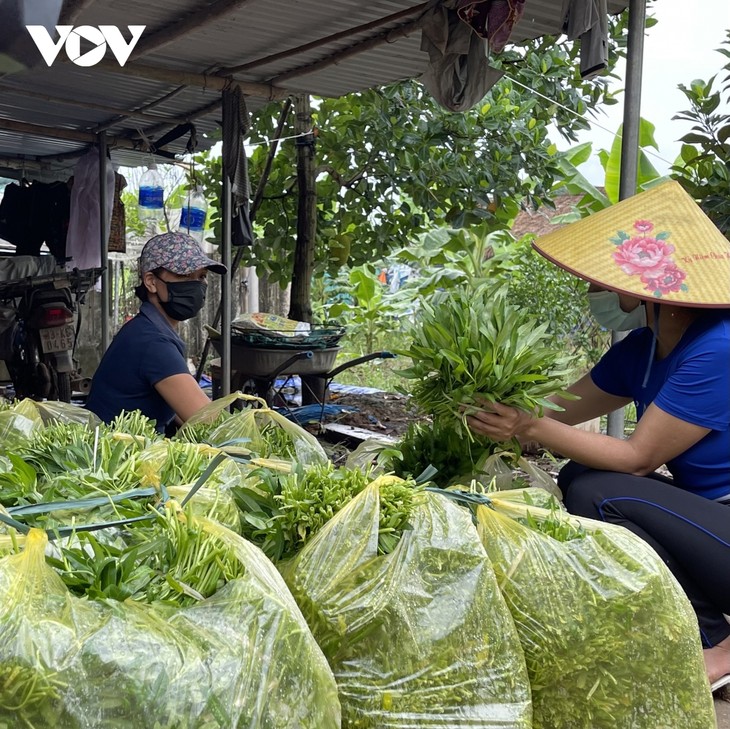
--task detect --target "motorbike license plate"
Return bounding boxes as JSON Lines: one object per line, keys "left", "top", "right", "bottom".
{"left": 40, "top": 324, "right": 75, "bottom": 354}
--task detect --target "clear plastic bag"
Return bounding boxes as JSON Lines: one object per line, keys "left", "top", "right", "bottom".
{"left": 182, "top": 393, "right": 327, "bottom": 465}
{"left": 478, "top": 451, "right": 562, "bottom": 501}
{"left": 282, "top": 482, "right": 532, "bottom": 728}
{"left": 0, "top": 525, "right": 341, "bottom": 728}
{"left": 0, "top": 399, "right": 44, "bottom": 452}
{"left": 30, "top": 400, "right": 101, "bottom": 427}
{"left": 477, "top": 497, "right": 715, "bottom": 729}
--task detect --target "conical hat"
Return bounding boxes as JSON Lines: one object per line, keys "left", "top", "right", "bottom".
{"left": 532, "top": 180, "right": 730, "bottom": 308}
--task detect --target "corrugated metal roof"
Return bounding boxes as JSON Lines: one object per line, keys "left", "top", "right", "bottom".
{"left": 0, "top": 0, "right": 629, "bottom": 175}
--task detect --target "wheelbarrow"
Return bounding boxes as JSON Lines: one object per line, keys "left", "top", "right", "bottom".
{"left": 209, "top": 338, "right": 395, "bottom": 413}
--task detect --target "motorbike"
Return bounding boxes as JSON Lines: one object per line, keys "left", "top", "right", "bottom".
{"left": 0, "top": 259, "right": 101, "bottom": 402}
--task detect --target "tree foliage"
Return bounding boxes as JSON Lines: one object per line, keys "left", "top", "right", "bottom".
{"left": 194, "top": 16, "right": 629, "bottom": 289}
{"left": 670, "top": 30, "right": 730, "bottom": 237}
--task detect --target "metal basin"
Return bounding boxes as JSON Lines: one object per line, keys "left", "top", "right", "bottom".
{"left": 211, "top": 340, "right": 340, "bottom": 377}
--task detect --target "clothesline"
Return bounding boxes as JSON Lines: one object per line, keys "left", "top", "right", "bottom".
{"left": 505, "top": 73, "right": 677, "bottom": 171}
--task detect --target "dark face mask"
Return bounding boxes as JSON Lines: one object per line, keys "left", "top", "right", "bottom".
{"left": 158, "top": 279, "right": 207, "bottom": 321}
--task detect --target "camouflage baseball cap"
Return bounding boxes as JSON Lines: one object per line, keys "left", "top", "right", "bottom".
{"left": 139, "top": 232, "right": 227, "bottom": 275}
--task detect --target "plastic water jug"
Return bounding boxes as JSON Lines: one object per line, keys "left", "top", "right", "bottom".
{"left": 138, "top": 166, "right": 164, "bottom": 221}
{"left": 180, "top": 187, "right": 208, "bottom": 242}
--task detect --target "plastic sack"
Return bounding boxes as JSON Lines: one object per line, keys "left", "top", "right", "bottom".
{"left": 282, "top": 482, "right": 532, "bottom": 728}
{"left": 234, "top": 312, "right": 310, "bottom": 336}
{"left": 183, "top": 393, "right": 327, "bottom": 466}
{"left": 0, "top": 399, "right": 43, "bottom": 452}
{"left": 345, "top": 437, "right": 402, "bottom": 475}
{"left": 29, "top": 399, "right": 101, "bottom": 427}
{"left": 479, "top": 451, "right": 562, "bottom": 501}
{"left": 136, "top": 440, "right": 238, "bottom": 488}
{"left": 0, "top": 399, "right": 100, "bottom": 454}
{"left": 0, "top": 524, "right": 341, "bottom": 728}
{"left": 476, "top": 497, "right": 715, "bottom": 729}
{"left": 167, "top": 484, "right": 241, "bottom": 531}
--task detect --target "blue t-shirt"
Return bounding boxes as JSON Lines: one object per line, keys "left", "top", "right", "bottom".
{"left": 591, "top": 312, "right": 730, "bottom": 500}
{"left": 86, "top": 302, "right": 190, "bottom": 431}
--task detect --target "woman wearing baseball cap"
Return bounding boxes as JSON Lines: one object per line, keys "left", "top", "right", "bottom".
{"left": 86, "top": 232, "right": 226, "bottom": 432}
{"left": 464, "top": 181, "right": 730, "bottom": 690}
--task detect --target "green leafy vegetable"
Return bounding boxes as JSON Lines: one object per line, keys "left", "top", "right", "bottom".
{"left": 398, "top": 284, "right": 576, "bottom": 445}
{"left": 477, "top": 499, "right": 715, "bottom": 728}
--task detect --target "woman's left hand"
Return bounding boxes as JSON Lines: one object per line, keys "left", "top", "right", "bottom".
{"left": 462, "top": 401, "right": 534, "bottom": 442}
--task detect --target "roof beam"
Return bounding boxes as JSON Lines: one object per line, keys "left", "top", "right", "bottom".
{"left": 0, "top": 116, "right": 141, "bottom": 150}
{"left": 130, "top": 0, "right": 258, "bottom": 61}
{"left": 269, "top": 13, "right": 426, "bottom": 85}
{"left": 217, "top": 2, "right": 429, "bottom": 76}
{"left": 0, "top": 84, "right": 174, "bottom": 124}
{"left": 94, "top": 59, "right": 286, "bottom": 99}
{"left": 89, "top": 85, "right": 189, "bottom": 134}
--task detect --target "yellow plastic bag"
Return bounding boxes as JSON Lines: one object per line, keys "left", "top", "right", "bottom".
{"left": 0, "top": 525, "right": 341, "bottom": 728}
{"left": 182, "top": 393, "right": 327, "bottom": 465}
{"left": 282, "top": 482, "right": 532, "bottom": 728}
{"left": 477, "top": 497, "right": 715, "bottom": 729}
{"left": 0, "top": 399, "right": 43, "bottom": 452}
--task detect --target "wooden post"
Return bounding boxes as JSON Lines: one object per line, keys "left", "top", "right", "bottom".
{"left": 288, "top": 94, "right": 316, "bottom": 324}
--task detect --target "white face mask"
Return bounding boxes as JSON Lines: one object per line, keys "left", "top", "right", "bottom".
{"left": 588, "top": 290, "right": 647, "bottom": 331}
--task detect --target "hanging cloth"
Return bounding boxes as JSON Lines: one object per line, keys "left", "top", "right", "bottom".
{"left": 0, "top": 180, "right": 70, "bottom": 260}
{"left": 222, "top": 87, "right": 254, "bottom": 247}
{"left": 65, "top": 149, "right": 114, "bottom": 272}
{"left": 564, "top": 0, "right": 609, "bottom": 79}
{"left": 420, "top": 0, "right": 506, "bottom": 112}
{"left": 455, "top": 0, "right": 526, "bottom": 53}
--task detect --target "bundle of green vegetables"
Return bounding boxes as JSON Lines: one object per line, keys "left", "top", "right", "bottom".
{"left": 282, "top": 479, "right": 532, "bottom": 728}
{"left": 476, "top": 496, "right": 715, "bottom": 728}
{"left": 232, "top": 462, "right": 421, "bottom": 562}
{"left": 398, "top": 284, "right": 575, "bottom": 444}
{"left": 391, "top": 418, "right": 490, "bottom": 487}
{"left": 0, "top": 420, "right": 241, "bottom": 537}
{"left": 46, "top": 500, "right": 243, "bottom": 605}
{"left": 0, "top": 522, "right": 341, "bottom": 728}
{"left": 0, "top": 398, "right": 103, "bottom": 455}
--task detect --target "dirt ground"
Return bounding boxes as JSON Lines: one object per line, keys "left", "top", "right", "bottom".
{"left": 325, "top": 390, "right": 421, "bottom": 437}
{"left": 320, "top": 390, "right": 730, "bottom": 724}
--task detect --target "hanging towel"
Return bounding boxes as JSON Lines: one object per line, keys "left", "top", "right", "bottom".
{"left": 65, "top": 149, "right": 114, "bottom": 272}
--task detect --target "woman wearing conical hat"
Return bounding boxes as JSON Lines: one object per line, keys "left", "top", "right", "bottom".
{"left": 464, "top": 181, "right": 730, "bottom": 691}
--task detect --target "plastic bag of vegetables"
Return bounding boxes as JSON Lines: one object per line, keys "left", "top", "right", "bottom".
{"left": 282, "top": 477, "right": 532, "bottom": 728}
{"left": 0, "top": 398, "right": 43, "bottom": 452}
{"left": 0, "top": 517, "right": 341, "bottom": 728}
{"left": 180, "top": 393, "right": 327, "bottom": 465}
{"left": 476, "top": 496, "right": 715, "bottom": 729}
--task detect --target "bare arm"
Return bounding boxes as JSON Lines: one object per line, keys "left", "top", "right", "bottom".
{"left": 546, "top": 372, "right": 632, "bottom": 425}
{"left": 154, "top": 373, "right": 211, "bottom": 424}
{"left": 467, "top": 401, "right": 710, "bottom": 476}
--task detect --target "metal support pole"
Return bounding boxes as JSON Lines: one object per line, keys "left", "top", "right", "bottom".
{"left": 606, "top": 0, "right": 646, "bottom": 439}
{"left": 618, "top": 0, "right": 646, "bottom": 202}
{"left": 221, "top": 152, "right": 233, "bottom": 398}
{"left": 98, "top": 132, "right": 110, "bottom": 353}
{"left": 247, "top": 266, "right": 259, "bottom": 313}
